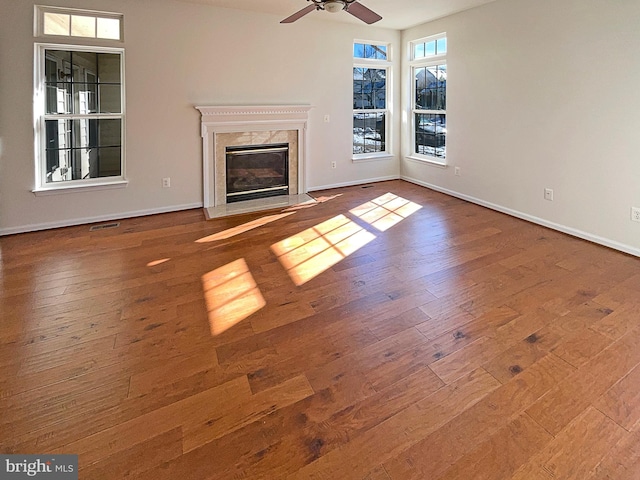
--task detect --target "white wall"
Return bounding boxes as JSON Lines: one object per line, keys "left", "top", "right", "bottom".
{"left": 401, "top": 0, "right": 640, "bottom": 255}
{"left": 0, "top": 0, "right": 400, "bottom": 234}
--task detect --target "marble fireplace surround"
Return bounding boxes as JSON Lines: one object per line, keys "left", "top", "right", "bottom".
{"left": 196, "top": 105, "right": 313, "bottom": 218}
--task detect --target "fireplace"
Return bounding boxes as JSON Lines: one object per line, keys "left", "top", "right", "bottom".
{"left": 196, "top": 105, "right": 313, "bottom": 218}
{"left": 226, "top": 143, "right": 289, "bottom": 203}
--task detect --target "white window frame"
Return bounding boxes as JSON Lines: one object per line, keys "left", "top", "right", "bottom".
{"left": 353, "top": 40, "right": 392, "bottom": 162}
{"left": 32, "top": 6, "right": 128, "bottom": 195}
{"left": 408, "top": 33, "right": 447, "bottom": 166}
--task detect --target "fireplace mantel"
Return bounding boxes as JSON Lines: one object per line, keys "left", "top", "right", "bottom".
{"left": 196, "top": 105, "right": 312, "bottom": 214}
{"left": 196, "top": 105, "right": 313, "bottom": 124}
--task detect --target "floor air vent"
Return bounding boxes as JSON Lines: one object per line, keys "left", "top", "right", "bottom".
{"left": 89, "top": 222, "right": 120, "bottom": 231}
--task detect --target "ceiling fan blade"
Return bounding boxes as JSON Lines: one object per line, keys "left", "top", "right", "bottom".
{"left": 281, "top": 4, "right": 316, "bottom": 23}
{"left": 346, "top": 1, "right": 382, "bottom": 24}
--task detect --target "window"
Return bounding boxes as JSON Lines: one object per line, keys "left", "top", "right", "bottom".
{"left": 410, "top": 34, "right": 447, "bottom": 162}
{"left": 36, "top": 6, "right": 123, "bottom": 41}
{"left": 353, "top": 41, "right": 390, "bottom": 158}
{"left": 34, "top": 7, "right": 125, "bottom": 192}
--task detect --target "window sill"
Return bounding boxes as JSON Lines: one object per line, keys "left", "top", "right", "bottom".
{"left": 352, "top": 152, "right": 394, "bottom": 163}
{"left": 405, "top": 155, "right": 447, "bottom": 168}
{"left": 32, "top": 180, "right": 129, "bottom": 196}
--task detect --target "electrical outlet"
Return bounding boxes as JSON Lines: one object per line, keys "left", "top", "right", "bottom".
{"left": 454, "top": 167, "right": 461, "bottom": 176}
{"left": 632, "top": 207, "right": 640, "bottom": 222}
{"left": 331, "top": 161, "right": 337, "bottom": 169}
{"left": 544, "top": 188, "right": 553, "bottom": 201}
{"left": 162, "top": 177, "right": 171, "bottom": 188}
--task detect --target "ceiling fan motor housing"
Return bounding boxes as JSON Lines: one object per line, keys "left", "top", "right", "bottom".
{"left": 324, "top": 1, "right": 347, "bottom": 13}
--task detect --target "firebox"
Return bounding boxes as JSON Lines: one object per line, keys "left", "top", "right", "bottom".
{"left": 225, "top": 143, "right": 289, "bottom": 203}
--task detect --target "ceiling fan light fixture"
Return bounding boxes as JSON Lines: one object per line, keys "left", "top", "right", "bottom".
{"left": 324, "top": 1, "right": 346, "bottom": 13}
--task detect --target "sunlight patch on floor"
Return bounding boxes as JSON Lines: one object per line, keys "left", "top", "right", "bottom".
{"left": 201, "top": 258, "right": 266, "bottom": 336}
{"left": 147, "top": 258, "right": 171, "bottom": 267}
{"left": 282, "top": 193, "right": 343, "bottom": 212}
{"left": 196, "top": 212, "right": 296, "bottom": 243}
{"left": 271, "top": 214, "right": 376, "bottom": 286}
{"left": 350, "top": 193, "right": 422, "bottom": 231}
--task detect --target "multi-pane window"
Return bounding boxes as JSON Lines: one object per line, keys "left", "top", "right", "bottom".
{"left": 40, "top": 48, "right": 123, "bottom": 184}
{"left": 34, "top": 7, "right": 125, "bottom": 190}
{"left": 353, "top": 42, "right": 390, "bottom": 156}
{"left": 411, "top": 35, "right": 447, "bottom": 161}
{"left": 37, "top": 6, "right": 123, "bottom": 41}
{"left": 354, "top": 43, "right": 387, "bottom": 61}
{"left": 413, "top": 37, "right": 447, "bottom": 60}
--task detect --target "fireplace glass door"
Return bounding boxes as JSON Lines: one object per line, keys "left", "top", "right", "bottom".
{"left": 225, "top": 143, "right": 289, "bottom": 203}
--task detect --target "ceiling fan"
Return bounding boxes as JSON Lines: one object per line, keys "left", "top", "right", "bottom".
{"left": 281, "top": 0, "right": 382, "bottom": 25}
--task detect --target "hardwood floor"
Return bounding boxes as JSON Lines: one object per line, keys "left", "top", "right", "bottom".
{"left": 1, "top": 179, "right": 639, "bottom": 479}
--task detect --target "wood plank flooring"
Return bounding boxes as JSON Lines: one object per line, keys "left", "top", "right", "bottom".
{"left": 1, "top": 179, "right": 640, "bottom": 479}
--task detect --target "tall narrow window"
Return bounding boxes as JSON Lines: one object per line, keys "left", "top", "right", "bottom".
{"left": 410, "top": 34, "right": 447, "bottom": 162}
{"left": 353, "top": 41, "right": 390, "bottom": 158}
{"left": 34, "top": 7, "right": 125, "bottom": 192}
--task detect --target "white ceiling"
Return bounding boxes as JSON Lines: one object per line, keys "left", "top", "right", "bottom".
{"left": 176, "top": 0, "right": 499, "bottom": 30}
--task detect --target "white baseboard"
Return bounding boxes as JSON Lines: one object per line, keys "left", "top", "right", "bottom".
{"left": 308, "top": 175, "right": 400, "bottom": 192}
{"left": 402, "top": 175, "right": 640, "bottom": 258}
{"left": 0, "top": 203, "right": 203, "bottom": 236}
